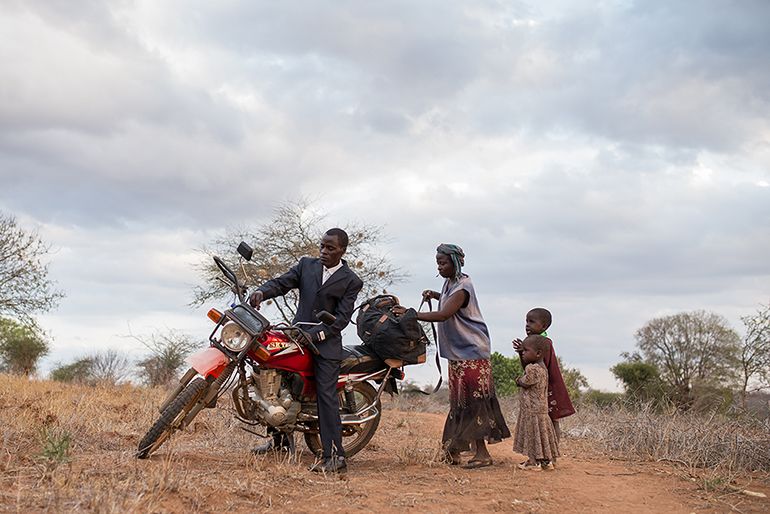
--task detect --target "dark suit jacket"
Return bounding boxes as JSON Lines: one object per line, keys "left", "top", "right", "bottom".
{"left": 257, "top": 257, "right": 363, "bottom": 360}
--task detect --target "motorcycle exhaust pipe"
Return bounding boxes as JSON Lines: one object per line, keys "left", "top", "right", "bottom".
{"left": 341, "top": 409, "right": 379, "bottom": 425}
{"left": 297, "top": 405, "right": 380, "bottom": 425}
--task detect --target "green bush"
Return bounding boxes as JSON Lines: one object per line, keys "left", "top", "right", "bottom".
{"left": 50, "top": 358, "right": 94, "bottom": 383}
{"left": 611, "top": 360, "right": 668, "bottom": 406}
{"left": 491, "top": 352, "right": 522, "bottom": 397}
{"left": 581, "top": 389, "right": 623, "bottom": 407}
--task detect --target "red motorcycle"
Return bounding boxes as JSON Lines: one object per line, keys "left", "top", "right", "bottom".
{"left": 137, "top": 242, "right": 413, "bottom": 459}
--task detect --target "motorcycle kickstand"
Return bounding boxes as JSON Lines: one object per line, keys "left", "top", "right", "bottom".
{"left": 286, "top": 433, "right": 298, "bottom": 464}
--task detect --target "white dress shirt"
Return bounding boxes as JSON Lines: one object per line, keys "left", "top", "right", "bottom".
{"left": 322, "top": 261, "right": 343, "bottom": 284}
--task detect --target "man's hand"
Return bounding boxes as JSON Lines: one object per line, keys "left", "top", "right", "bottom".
{"left": 512, "top": 338, "right": 523, "bottom": 353}
{"left": 248, "top": 290, "right": 264, "bottom": 309}
{"left": 392, "top": 305, "right": 407, "bottom": 316}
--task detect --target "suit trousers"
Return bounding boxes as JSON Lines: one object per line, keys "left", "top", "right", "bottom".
{"left": 313, "top": 356, "right": 343, "bottom": 458}
{"left": 266, "top": 357, "right": 343, "bottom": 456}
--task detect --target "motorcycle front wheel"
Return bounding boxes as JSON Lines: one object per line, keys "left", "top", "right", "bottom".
{"left": 303, "top": 381, "right": 381, "bottom": 458}
{"left": 136, "top": 377, "right": 209, "bottom": 459}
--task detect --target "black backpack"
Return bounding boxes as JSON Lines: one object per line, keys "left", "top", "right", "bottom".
{"left": 355, "top": 295, "right": 428, "bottom": 365}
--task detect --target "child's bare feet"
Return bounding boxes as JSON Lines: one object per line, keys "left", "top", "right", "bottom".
{"left": 516, "top": 461, "right": 542, "bottom": 471}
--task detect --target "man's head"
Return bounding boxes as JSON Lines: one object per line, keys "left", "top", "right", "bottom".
{"left": 525, "top": 308, "right": 552, "bottom": 335}
{"left": 320, "top": 228, "right": 348, "bottom": 268}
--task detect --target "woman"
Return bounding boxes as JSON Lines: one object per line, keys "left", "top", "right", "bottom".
{"left": 399, "top": 243, "right": 510, "bottom": 468}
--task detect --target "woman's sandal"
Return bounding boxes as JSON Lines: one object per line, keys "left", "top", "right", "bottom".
{"left": 462, "top": 458, "right": 493, "bottom": 469}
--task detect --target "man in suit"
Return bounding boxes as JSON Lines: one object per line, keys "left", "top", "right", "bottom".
{"left": 248, "top": 228, "right": 363, "bottom": 473}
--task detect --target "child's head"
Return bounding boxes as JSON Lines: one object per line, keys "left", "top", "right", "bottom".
{"left": 520, "top": 334, "right": 548, "bottom": 365}
{"left": 525, "top": 308, "right": 552, "bottom": 336}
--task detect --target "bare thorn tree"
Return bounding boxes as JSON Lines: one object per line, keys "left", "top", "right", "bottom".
{"left": 132, "top": 329, "right": 202, "bottom": 387}
{"left": 49, "top": 350, "right": 131, "bottom": 386}
{"left": 90, "top": 349, "right": 132, "bottom": 385}
{"left": 634, "top": 310, "right": 740, "bottom": 407}
{"left": 0, "top": 212, "right": 64, "bottom": 321}
{"left": 738, "top": 301, "right": 770, "bottom": 408}
{"left": 191, "top": 198, "right": 406, "bottom": 323}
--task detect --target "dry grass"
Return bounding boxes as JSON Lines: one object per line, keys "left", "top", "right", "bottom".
{"left": 2, "top": 374, "right": 768, "bottom": 513}
{"left": 0, "top": 373, "right": 316, "bottom": 512}
{"left": 0, "top": 374, "right": 457, "bottom": 513}
{"left": 562, "top": 403, "right": 770, "bottom": 475}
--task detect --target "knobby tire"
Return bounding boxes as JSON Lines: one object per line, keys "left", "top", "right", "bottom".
{"left": 136, "top": 377, "right": 209, "bottom": 459}
{"left": 304, "top": 381, "right": 381, "bottom": 458}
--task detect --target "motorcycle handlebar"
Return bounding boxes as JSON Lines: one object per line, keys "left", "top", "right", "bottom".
{"left": 278, "top": 323, "right": 321, "bottom": 357}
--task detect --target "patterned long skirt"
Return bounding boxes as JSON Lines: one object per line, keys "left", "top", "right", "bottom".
{"left": 442, "top": 359, "right": 511, "bottom": 453}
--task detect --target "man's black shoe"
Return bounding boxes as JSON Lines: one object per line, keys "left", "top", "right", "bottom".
{"left": 310, "top": 456, "right": 347, "bottom": 474}
{"left": 250, "top": 439, "right": 291, "bottom": 455}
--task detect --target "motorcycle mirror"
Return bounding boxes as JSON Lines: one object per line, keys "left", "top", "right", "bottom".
{"left": 213, "top": 256, "right": 239, "bottom": 286}
{"left": 316, "top": 310, "right": 337, "bottom": 325}
{"left": 237, "top": 241, "right": 253, "bottom": 261}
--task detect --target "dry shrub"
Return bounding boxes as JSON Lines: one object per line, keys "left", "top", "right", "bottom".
{"left": 563, "top": 403, "right": 770, "bottom": 473}
{"left": 389, "top": 418, "right": 445, "bottom": 466}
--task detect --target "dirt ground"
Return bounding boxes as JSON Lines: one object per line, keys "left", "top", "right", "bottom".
{"left": 182, "top": 409, "right": 770, "bottom": 514}
{"left": 2, "top": 378, "right": 769, "bottom": 513}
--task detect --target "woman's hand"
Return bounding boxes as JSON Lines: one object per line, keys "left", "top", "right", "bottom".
{"left": 422, "top": 289, "right": 439, "bottom": 301}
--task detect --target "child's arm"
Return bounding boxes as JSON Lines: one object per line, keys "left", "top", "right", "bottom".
{"left": 512, "top": 338, "right": 525, "bottom": 368}
{"left": 516, "top": 376, "right": 533, "bottom": 389}
{"left": 516, "top": 365, "right": 537, "bottom": 389}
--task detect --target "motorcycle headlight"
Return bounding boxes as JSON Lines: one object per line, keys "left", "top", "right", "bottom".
{"left": 220, "top": 322, "right": 250, "bottom": 352}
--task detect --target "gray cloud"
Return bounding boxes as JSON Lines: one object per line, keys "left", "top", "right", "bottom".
{"left": 1, "top": 1, "right": 769, "bottom": 389}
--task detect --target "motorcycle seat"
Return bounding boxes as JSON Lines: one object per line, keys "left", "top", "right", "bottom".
{"left": 339, "top": 344, "right": 387, "bottom": 375}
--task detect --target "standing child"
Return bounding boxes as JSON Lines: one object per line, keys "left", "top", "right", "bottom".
{"left": 513, "top": 308, "right": 575, "bottom": 440}
{"left": 512, "top": 335, "right": 559, "bottom": 471}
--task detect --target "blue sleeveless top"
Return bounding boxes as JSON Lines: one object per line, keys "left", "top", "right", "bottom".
{"left": 436, "top": 275, "right": 491, "bottom": 361}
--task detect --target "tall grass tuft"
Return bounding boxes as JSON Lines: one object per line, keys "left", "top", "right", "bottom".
{"left": 38, "top": 426, "right": 72, "bottom": 476}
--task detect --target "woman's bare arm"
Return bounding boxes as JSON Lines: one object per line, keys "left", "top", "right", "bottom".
{"left": 415, "top": 290, "right": 468, "bottom": 322}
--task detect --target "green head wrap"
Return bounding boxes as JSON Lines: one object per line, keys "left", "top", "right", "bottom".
{"left": 436, "top": 243, "right": 465, "bottom": 280}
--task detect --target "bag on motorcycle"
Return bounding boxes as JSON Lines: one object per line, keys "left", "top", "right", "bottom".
{"left": 355, "top": 295, "right": 428, "bottom": 365}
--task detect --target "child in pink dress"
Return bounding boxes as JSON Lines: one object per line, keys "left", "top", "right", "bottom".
{"left": 512, "top": 335, "right": 560, "bottom": 471}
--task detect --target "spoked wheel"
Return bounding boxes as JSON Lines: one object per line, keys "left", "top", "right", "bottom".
{"left": 304, "top": 381, "right": 381, "bottom": 458}
{"left": 136, "top": 377, "right": 209, "bottom": 459}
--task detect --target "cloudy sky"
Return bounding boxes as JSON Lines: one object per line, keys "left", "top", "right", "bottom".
{"left": 1, "top": 0, "right": 768, "bottom": 390}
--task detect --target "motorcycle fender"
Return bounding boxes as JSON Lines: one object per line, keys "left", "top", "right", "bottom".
{"left": 187, "top": 347, "right": 230, "bottom": 378}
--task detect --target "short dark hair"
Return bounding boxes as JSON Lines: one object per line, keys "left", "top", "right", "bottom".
{"left": 522, "top": 334, "right": 549, "bottom": 354}
{"left": 529, "top": 307, "right": 552, "bottom": 329}
{"left": 325, "top": 228, "right": 349, "bottom": 248}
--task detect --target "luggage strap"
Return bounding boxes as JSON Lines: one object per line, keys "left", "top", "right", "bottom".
{"left": 416, "top": 297, "right": 442, "bottom": 395}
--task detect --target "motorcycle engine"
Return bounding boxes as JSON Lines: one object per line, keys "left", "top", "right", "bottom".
{"left": 249, "top": 369, "right": 301, "bottom": 427}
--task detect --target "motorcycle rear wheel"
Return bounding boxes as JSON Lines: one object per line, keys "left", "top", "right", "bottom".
{"left": 136, "top": 377, "right": 209, "bottom": 459}
{"left": 303, "top": 381, "right": 381, "bottom": 458}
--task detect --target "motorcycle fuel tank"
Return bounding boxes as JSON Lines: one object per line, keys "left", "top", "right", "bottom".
{"left": 251, "top": 331, "right": 314, "bottom": 374}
